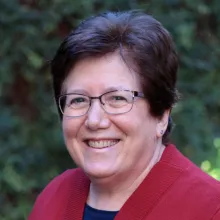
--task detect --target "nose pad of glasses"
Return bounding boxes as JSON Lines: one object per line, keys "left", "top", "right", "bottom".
{"left": 97, "top": 97, "right": 105, "bottom": 106}
{"left": 100, "top": 100, "right": 105, "bottom": 105}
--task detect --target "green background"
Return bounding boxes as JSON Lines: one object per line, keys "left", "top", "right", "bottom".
{"left": 1, "top": 0, "right": 220, "bottom": 219}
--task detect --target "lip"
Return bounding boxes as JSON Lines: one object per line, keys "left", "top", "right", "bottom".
{"left": 83, "top": 139, "right": 120, "bottom": 150}
{"left": 83, "top": 138, "right": 121, "bottom": 141}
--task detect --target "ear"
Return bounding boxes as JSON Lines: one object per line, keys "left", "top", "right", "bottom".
{"left": 156, "top": 109, "right": 170, "bottom": 138}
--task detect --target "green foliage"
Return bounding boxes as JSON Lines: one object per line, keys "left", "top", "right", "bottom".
{"left": 1, "top": 0, "right": 220, "bottom": 219}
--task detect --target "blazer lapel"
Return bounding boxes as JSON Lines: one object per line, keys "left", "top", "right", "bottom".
{"left": 63, "top": 169, "right": 90, "bottom": 220}
{"left": 115, "top": 145, "right": 188, "bottom": 220}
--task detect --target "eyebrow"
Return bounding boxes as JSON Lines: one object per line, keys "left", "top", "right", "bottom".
{"left": 104, "top": 86, "right": 128, "bottom": 92}
{"left": 65, "top": 86, "right": 128, "bottom": 95}
{"left": 66, "top": 89, "right": 89, "bottom": 95}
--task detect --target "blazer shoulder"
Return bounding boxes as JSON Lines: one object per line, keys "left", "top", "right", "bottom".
{"left": 39, "top": 168, "right": 82, "bottom": 196}
{"left": 28, "top": 168, "right": 84, "bottom": 220}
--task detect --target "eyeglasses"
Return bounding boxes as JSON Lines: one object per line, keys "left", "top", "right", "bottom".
{"left": 58, "top": 90, "right": 145, "bottom": 117}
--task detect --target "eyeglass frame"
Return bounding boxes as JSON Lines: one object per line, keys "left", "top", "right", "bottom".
{"left": 58, "top": 89, "right": 145, "bottom": 117}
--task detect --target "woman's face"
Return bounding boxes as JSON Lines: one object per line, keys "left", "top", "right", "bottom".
{"left": 62, "top": 53, "right": 164, "bottom": 180}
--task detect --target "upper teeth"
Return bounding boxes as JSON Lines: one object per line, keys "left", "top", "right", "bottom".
{"left": 87, "top": 140, "right": 119, "bottom": 148}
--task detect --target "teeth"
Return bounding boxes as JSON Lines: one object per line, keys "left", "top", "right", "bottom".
{"left": 87, "top": 140, "right": 119, "bottom": 148}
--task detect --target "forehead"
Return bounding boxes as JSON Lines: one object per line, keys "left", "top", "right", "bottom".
{"left": 63, "top": 53, "right": 142, "bottom": 94}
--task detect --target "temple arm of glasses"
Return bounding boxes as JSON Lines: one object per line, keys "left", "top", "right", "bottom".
{"left": 133, "top": 91, "right": 145, "bottom": 98}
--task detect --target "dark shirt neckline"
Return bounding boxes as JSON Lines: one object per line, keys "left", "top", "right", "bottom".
{"left": 83, "top": 203, "right": 119, "bottom": 220}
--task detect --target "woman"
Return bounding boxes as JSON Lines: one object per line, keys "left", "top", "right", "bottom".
{"left": 29, "top": 11, "right": 220, "bottom": 220}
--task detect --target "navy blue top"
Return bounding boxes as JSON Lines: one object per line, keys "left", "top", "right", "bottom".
{"left": 83, "top": 204, "right": 118, "bottom": 220}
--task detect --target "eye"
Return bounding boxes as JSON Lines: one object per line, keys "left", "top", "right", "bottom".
{"left": 70, "top": 97, "right": 86, "bottom": 104}
{"left": 106, "top": 95, "right": 128, "bottom": 107}
{"left": 111, "top": 96, "right": 127, "bottom": 101}
{"left": 66, "top": 95, "right": 89, "bottom": 109}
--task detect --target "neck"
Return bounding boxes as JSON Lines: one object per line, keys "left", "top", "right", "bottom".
{"left": 87, "top": 143, "right": 165, "bottom": 211}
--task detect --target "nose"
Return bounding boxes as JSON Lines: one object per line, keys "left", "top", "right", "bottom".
{"left": 85, "top": 100, "right": 110, "bottom": 130}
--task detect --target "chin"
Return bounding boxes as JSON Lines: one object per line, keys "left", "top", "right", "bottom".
{"left": 82, "top": 164, "right": 117, "bottom": 180}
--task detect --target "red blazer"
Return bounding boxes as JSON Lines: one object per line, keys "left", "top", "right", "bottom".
{"left": 29, "top": 145, "right": 220, "bottom": 220}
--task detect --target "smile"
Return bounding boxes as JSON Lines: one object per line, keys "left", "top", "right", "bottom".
{"left": 86, "top": 140, "right": 120, "bottom": 149}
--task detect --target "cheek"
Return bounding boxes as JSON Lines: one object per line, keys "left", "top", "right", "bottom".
{"left": 62, "top": 119, "right": 81, "bottom": 140}
{"left": 113, "top": 108, "right": 157, "bottom": 140}
{"left": 111, "top": 114, "right": 143, "bottom": 137}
